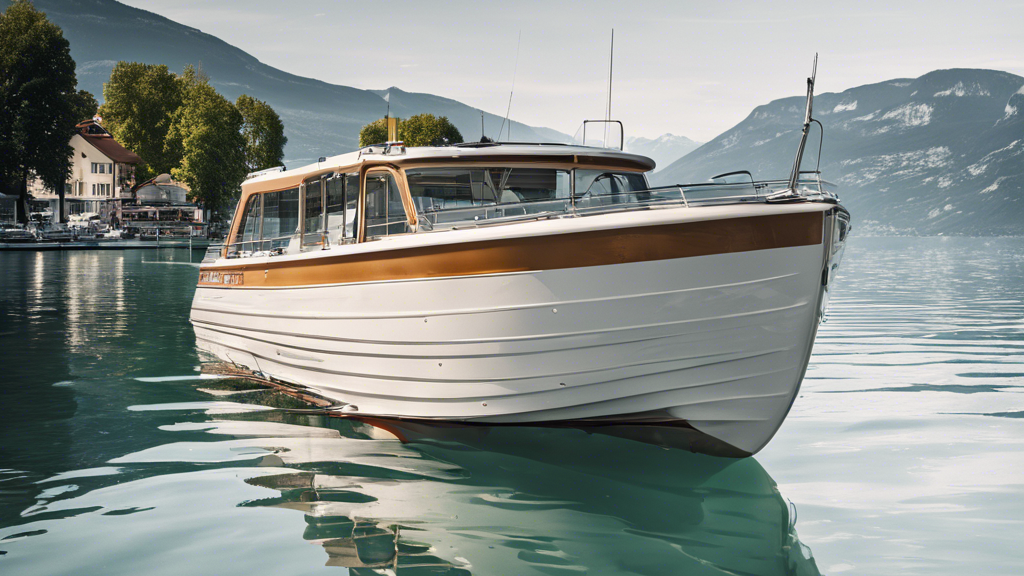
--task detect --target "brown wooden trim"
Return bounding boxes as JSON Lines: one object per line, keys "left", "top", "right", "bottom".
{"left": 200, "top": 211, "right": 823, "bottom": 288}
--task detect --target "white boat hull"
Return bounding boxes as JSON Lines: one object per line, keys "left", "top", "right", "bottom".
{"left": 191, "top": 205, "right": 841, "bottom": 455}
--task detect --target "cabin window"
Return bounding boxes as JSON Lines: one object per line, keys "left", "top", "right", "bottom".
{"left": 302, "top": 177, "right": 324, "bottom": 247}
{"left": 229, "top": 195, "right": 262, "bottom": 254}
{"left": 407, "top": 168, "right": 571, "bottom": 209}
{"left": 325, "top": 172, "right": 359, "bottom": 244}
{"left": 573, "top": 170, "right": 650, "bottom": 207}
{"left": 345, "top": 173, "right": 360, "bottom": 239}
{"left": 260, "top": 187, "right": 300, "bottom": 251}
{"left": 405, "top": 167, "right": 571, "bottom": 228}
{"left": 364, "top": 172, "right": 410, "bottom": 239}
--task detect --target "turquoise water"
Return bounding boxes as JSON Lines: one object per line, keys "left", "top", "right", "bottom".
{"left": 0, "top": 237, "right": 1022, "bottom": 575}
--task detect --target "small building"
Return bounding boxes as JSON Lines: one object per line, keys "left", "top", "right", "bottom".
{"left": 121, "top": 174, "right": 207, "bottom": 237}
{"left": 28, "top": 118, "right": 142, "bottom": 221}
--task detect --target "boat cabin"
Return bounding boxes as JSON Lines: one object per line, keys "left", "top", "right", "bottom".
{"left": 225, "top": 144, "right": 657, "bottom": 258}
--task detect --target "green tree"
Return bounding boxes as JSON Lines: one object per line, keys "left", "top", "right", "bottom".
{"left": 358, "top": 114, "right": 463, "bottom": 148}
{"left": 401, "top": 114, "right": 463, "bottom": 147}
{"left": 69, "top": 89, "right": 98, "bottom": 123}
{"left": 0, "top": 0, "right": 80, "bottom": 223}
{"left": 97, "top": 62, "right": 183, "bottom": 179}
{"left": 359, "top": 118, "right": 389, "bottom": 147}
{"left": 236, "top": 94, "right": 287, "bottom": 172}
{"left": 165, "top": 67, "right": 246, "bottom": 211}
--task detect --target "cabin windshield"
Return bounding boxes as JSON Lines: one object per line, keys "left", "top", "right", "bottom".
{"left": 406, "top": 168, "right": 572, "bottom": 208}
{"left": 406, "top": 166, "right": 656, "bottom": 229}
{"left": 406, "top": 167, "right": 572, "bottom": 229}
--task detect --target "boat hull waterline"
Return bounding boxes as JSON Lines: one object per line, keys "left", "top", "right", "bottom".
{"left": 192, "top": 203, "right": 846, "bottom": 456}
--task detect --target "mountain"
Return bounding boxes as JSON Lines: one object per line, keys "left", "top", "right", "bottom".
{"left": 13, "top": 0, "right": 571, "bottom": 166}
{"left": 624, "top": 134, "right": 702, "bottom": 172}
{"left": 652, "top": 69, "right": 1024, "bottom": 236}
{"left": 368, "top": 88, "right": 572, "bottom": 145}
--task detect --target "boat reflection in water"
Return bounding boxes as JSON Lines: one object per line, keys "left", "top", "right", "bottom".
{"left": 229, "top": 414, "right": 822, "bottom": 575}
{"left": 1, "top": 382, "right": 820, "bottom": 575}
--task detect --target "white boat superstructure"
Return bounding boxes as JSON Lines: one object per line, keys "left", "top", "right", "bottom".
{"left": 191, "top": 67, "right": 850, "bottom": 457}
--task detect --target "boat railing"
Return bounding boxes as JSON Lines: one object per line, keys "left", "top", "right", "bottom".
{"left": 416, "top": 175, "right": 836, "bottom": 229}
{"left": 201, "top": 244, "right": 225, "bottom": 264}
{"left": 221, "top": 176, "right": 836, "bottom": 258}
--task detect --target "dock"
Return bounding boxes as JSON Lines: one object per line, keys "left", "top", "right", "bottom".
{"left": 0, "top": 238, "right": 214, "bottom": 251}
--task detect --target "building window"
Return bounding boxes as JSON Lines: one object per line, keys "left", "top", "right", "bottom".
{"left": 90, "top": 183, "right": 113, "bottom": 197}
{"left": 91, "top": 162, "right": 112, "bottom": 174}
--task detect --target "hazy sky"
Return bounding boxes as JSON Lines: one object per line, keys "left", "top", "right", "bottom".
{"left": 121, "top": 0, "right": 1024, "bottom": 141}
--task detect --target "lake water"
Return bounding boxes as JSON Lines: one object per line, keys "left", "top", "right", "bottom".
{"left": 1, "top": 237, "right": 1022, "bottom": 575}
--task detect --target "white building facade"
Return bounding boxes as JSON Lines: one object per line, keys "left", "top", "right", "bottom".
{"left": 29, "top": 120, "right": 142, "bottom": 221}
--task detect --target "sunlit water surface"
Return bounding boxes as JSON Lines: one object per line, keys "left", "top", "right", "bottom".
{"left": 1, "top": 237, "right": 1022, "bottom": 575}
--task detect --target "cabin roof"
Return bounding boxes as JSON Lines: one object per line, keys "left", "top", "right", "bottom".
{"left": 243, "top": 144, "right": 656, "bottom": 191}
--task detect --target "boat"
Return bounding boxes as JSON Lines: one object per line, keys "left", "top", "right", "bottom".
{"left": 0, "top": 224, "right": 36, "bottom": 243}
{"left": 36, "top": 222, "right": 76, "bottom": 242}
{"left": 68, "top": 212, "right": 110, "bottom": 238}
{"left": 190, "top": 64, "right": 850, "bottom": 457}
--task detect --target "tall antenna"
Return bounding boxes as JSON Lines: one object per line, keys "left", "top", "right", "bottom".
{"left": 786, "top": 53, "right": 818, "bottom": 192}
{"left": 604, "top": 29, "right": 614, "bottom": 147}
{"left": 497, "top": 30, "right": 522, "bottom": 142}
{"left": 480, "top": 110, "right": 485, "bottom": 140}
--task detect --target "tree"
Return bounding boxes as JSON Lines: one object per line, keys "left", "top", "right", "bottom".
{"left": 0, "top": 0, "right": 80, "bottom": 224}
{"left": 401, "top": 114, "right": 463, "bottom": 147}
{"left": 69, "top": 89, "right": 98, "bottom": 123}
{"left": 358, "top": 114, "right": 463, "bottom": 148}
{"left": 165, "top": 67, "right": 246, "bottom": 211}
{"left": 359, "top": 118, "right": 389, "bottom": 147}
{"left": 97, "top": 62, "right": 183, "bottom": 179}
{"left": 236, "top": 94, "right": 286, "bottom": 172}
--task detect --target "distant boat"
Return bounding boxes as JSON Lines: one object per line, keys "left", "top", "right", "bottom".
{"left": 36, "top": 222, "right": 75, "bottom": 242}
{"left": 68, "top": 212, "right": 109, "bottom": 238}
{"left": 191, "top": 65, "right": 850, "bottom": 457}
{"left": 0, "top": 224, "right": 36, "bottom": 243}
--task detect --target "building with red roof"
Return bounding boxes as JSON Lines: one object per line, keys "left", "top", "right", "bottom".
{"left": 28, "top": 118, "right": 143, "bottom": 222}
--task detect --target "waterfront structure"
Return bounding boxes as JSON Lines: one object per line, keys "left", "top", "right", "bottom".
{"left": 28, "top": 119, "right": 142, "bottom": 221}
{"left": 122, "top": 174, "right": 206, "bottom": 237}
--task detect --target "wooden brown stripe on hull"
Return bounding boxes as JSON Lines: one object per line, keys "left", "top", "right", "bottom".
{"left": 199, "top": 211, "right": 824, "bottom": 288}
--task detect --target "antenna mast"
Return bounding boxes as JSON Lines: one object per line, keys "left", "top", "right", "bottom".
{"left": 498, "top": 31, "right": 522, "bottom": 142}
{"left": 786, "top": 54, "right": 818, "bottom": 192}
{"left": 604, "top": 29, "right": 614, "bottom": 147}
